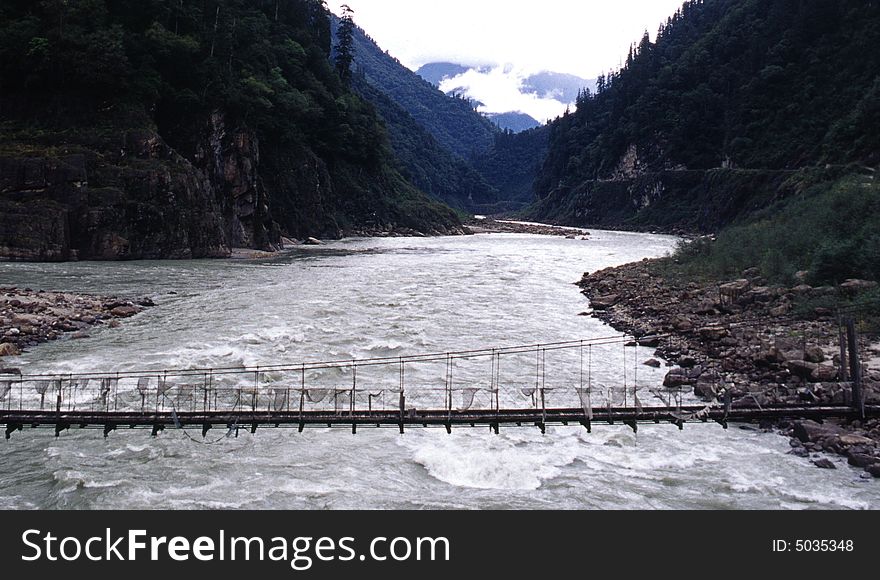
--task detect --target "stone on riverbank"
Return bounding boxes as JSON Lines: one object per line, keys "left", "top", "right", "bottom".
{"left": 1, "top": 287, "right": 149, "bottom": 355}
{"left": 0, "top": 342, "right": 21, "bottom": 357}
{"left": 576, "top": 256, "right": 880, "bottom": 471}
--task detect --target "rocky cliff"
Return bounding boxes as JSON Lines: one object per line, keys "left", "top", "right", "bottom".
{"left": 0, "top": 0, "right": 461, "bottom": 262}
{"left": 0, "top": 130, "right": 232, "bottom": 261}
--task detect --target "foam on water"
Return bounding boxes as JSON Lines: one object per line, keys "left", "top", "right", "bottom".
{"left": 1, "top": 232, "right": 878, "bottom": 509}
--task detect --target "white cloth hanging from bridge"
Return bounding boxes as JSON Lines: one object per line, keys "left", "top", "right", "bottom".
{"left": 459, "top": 388, "right": 479, "bottom": 411}
{"left": 271, "top": 389, "right": 288, "bottom": 411}
{"left": 520, "top": 387, "right": 536, "bottom": 399}
{"left": 333, "top": 389, "right": 352, "bottom": 410}
{"left": 306, "top": 389, "right": 329, "bottom": 403}
{"left": 136, "top": 377, "right": 151, "bottom": 395}
{"left": 34, "top": 380, "right": 50, "bottom": 395}
{"left": 157, "top": 379, "right": 173, "bottom": 395}
{"left": 575, "top": 387, "right": 593, "bottom": 420}
{"left": 0, "top": 380, "right": 10, "bottom": 400}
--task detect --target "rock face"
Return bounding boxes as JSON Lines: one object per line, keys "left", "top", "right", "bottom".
{"left": 195, "top": 112, "right": 279, "bottom": 251}
{"left": 0, "top": 131, "right": 235, "bottom": 260}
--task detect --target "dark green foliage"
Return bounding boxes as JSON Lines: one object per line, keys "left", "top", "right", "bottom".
{"left": 353, "top": 78, "right": 499, "bottom": 211}
{"left": 536, "top": 0, "right": 880, "bottom": 198}
{"left": 333, "top": 3, "right": 354, "bottom": 86}
{"left": 0, "top": 0, "right": 460, "bottom": 240}
{"left": 331, "top": 15, "right": 497, "bottom": 161}
{"left": 667, "top": 174, "right": 880, "bottom": 286}
{"left": 328, "top": 14, "right": 508, "bottom": 212}
{"left": 472, "top": 127, "right": 550, "bottom": 211}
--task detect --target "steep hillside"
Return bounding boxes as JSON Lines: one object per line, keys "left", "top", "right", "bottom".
{"left": 353, "top": 79, "right": 499, "bottom": 211}
{"left": 472, "top": 127, "right": 550, "bottom": 210}
{"left": 530, "top": 0, "right": 880, "bottom": 230}
{"left": 0, "top": 0, "right": 460, "bottom": 261}
{"left": 333, "top": 18, "right": 497, "bottom": 161}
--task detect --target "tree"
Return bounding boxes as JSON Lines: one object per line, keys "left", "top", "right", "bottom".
{"left": 334, "top": 3, "right": 354, "bottom": 85}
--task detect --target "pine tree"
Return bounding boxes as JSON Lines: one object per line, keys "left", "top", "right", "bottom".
{"left": 334, "top": 3, "right": 355, "bottom": 85}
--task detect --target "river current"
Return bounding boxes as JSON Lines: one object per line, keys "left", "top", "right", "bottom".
{"left": 1, "top": 231, "right": 878, "bottom": 509}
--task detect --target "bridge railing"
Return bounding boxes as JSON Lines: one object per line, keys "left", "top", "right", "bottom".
{"left": 0, "top": 335, "right": 692, "bottom": 418}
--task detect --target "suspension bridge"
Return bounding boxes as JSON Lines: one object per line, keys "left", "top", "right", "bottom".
{"left": 1, "top": 335, "right": 876, "bottom": 439}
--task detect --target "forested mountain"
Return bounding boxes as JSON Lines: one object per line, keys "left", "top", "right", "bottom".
{"left": 0, "top": 0, "right": 460, "bottom": 261}
{"left": 472, "top": 127, "right": 550, "bottom": 211}
{"left": 334, "top": 17, "right": 497, "bottom": 161}
{"left": 486, "top": 112, "right": 541, "bottom": 133}
{"left": 530, "top": 0, "right": 880, "bottom": 231}
{"left": 353, "top": 78, "right": 499, "bottom": 211}
{"left": 415, "top": 62, "right": 474, "bottom": 87}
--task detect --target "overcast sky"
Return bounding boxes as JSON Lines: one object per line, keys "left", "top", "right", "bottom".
{"left": 327, "top": 0, "right": 685, "bottom": 78}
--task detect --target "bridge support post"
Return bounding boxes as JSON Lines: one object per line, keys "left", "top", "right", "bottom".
{"left": 845, "top": 318, "right": 864, "bottom": 419}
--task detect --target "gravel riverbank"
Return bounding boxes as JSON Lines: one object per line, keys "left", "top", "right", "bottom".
{"left": 578, "top": 259, "right": 880, "bottom": 477}
{"left": 0, "top": 287, "right": 151, "bottom": 360}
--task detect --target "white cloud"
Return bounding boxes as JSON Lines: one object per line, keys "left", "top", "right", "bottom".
{"left": 439, "top": 66, "right": 571, "bottom": 123}
{"left": 327, "top": 0, "right": 685, "bottom": 78}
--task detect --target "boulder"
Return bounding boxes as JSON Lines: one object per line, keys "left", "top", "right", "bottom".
{"left": 792, "top": 420, "right": 842, "bottom": 444}
{"left": 720, "top": 279, "right": 750, "bottom": 294}
{"left": 803, "top": 346, "right": 825, "bottom": 364}
{"left": 840, "top": 279, "right": 877, "bottom": 296}
{"left": 663, "top": 368, "right": 693, "bottom": 388}
{"left": 867, "top": 464, "right": 880, "bottom": 478}
{"left": 810, "top": 365, "right": 838, "bottom": 383}
{"left": 812, "top": 458, "right": 836, "bottom": 469}
{"left": 0, "top": 342, "right": 21, "bottom": 357}
{"left": 847, "top": 453, "right": 877, "bottom": 469}
{"left": 304, "top": 237, "right": 323, "bottom": 245}
{"left": 769, "top": 304, "right": 790, "bottom": 317}
{"left": 110, "top": 306, "right": 139, "bottom": 318}
{"left": 672, "top": 317, "right": 694, "bottom": 332}
{"left": 643, "top": 358, "right": 661, "bottom": 368}
{"left": 785, "top": 359, "right": 818, "bottom": 379}
{"left": 746, "top": 286, "right": 775, "bottom": 303}
{"left": 838, "top": 434, "right": 876, "bottom": 447}
{"left": 679, "top": 356, "right": 698, "bottom": 368}
{"left": 699, "top": 325, "right": 729, "bottom": 341}
{"left": 636, "top": 336, "right": 661, "bottom": 348}
{"left": 590, "top": 294, "right": 620, "bottom": 310}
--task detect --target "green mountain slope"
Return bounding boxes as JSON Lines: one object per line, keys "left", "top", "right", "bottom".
{"left": 336, "top": 19, "right": 498, "bottom": 162}
{"left": 0, "top": 0, "right": 460, "bottom": 260}
{"left": 529, "top": 0, "right": 880, "bottom": 231}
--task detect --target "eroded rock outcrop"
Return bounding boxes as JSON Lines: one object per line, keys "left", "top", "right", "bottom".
{"left": 0, "top": 131, "right": 233, "bottom": 260}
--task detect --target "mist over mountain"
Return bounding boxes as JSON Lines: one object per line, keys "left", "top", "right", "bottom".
{"left": 417, "top": 62, "right": 595, "bottom": 128}
{"left": 334, "top": 16, "right": 554, "bottom": 212}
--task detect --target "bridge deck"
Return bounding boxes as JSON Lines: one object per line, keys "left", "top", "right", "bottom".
{"left": 3, "top": 404, "right": 877, "bottom": 437}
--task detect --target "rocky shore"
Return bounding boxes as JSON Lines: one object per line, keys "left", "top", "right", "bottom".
{"left": 577, "top": 259, "right": 880, "bottom": 477}
{"left": 0, "top": 287, "right": 151, "bottom": 359}
{"left": 466, "top": 218, "right": 590, "bottom": 238}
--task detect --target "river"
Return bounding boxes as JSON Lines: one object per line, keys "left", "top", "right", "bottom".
{"left": 1, "top": 231, "right": 877, "bottom": 509}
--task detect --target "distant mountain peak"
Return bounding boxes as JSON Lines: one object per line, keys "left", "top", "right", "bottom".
{"left": 486, "top": 112, "right": 541, "bottom": 133}
{"left": 415, "top": 61, "right": 596, "bottom": 130}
